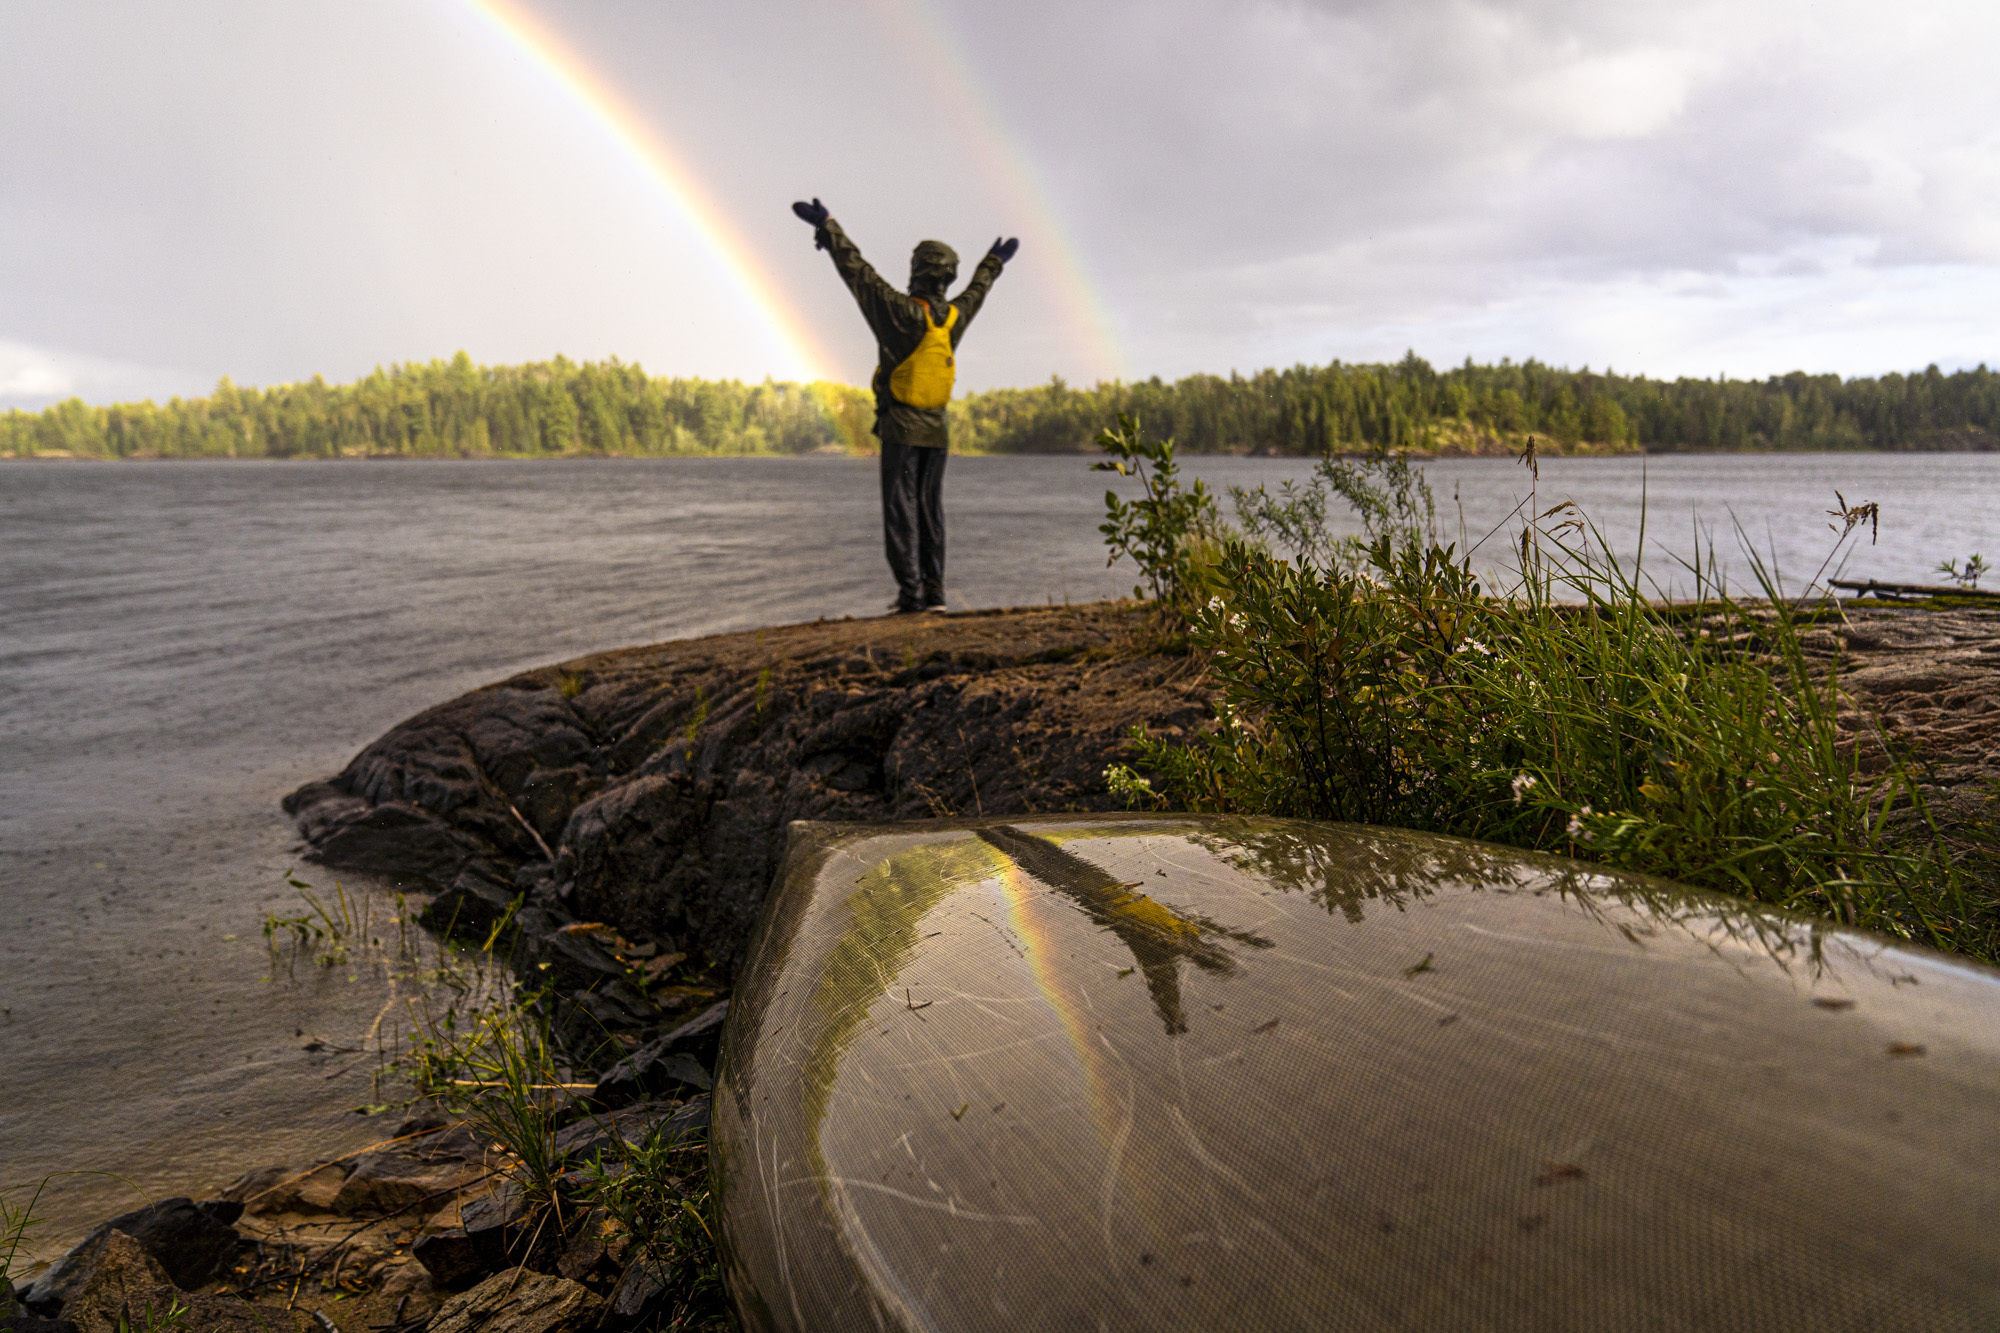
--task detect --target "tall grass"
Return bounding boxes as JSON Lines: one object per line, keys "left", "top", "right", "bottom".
{"left": 1109, "top": 440, "right": 1997, "bottom": 961}
{"left": 399, "top": 929, "right": 727, "bottom": 1328}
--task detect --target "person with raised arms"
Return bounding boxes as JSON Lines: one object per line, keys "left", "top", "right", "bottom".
{"left": 791, "top": 197, "right": 1017, "bottom": 614}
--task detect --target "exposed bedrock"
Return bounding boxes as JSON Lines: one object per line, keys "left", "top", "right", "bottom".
{"left": 284, "top": 604, "right": 1205, "bottom": 978}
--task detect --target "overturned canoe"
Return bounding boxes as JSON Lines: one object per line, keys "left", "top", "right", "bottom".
{"left": 712, "top": 815, "right": 2000, "bottom": 1331}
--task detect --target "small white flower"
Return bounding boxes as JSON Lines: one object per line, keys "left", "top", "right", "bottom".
{"left": 1462, "top": 637, "right": 1494, "bottom": 656}
{"left": 1510, "top": 773, "right": 1538, "bottom": 804}
{"left": 1228, "top": 612, "right": 1246, "bottom": 631}
{"left": 1207, "top": 596, "right": 1225, "bottom": 612}
{"left": 1565, "top": 804, "right": 1594, "bottom": 841}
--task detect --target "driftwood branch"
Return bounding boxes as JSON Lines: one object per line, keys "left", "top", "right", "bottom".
{"left": 1831, "top": 579, "right": 2000, "bottom": 602}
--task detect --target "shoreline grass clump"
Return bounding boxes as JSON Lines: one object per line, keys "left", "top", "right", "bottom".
{"left": 1103, "top": 431, "right": 1998, "bottom": 962}
{"left": 400, "top": 935, "right": 729, "bottom": 1330}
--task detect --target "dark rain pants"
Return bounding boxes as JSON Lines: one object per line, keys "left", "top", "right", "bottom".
{"left": 881, "top": 439, "right": 947, "bottom": 610}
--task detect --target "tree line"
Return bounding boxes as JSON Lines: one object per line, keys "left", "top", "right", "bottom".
{"left": 949, "top": 353, "right": 2000, "bottom": 455}
{"left": 0, "top": 353, "right": 875, "bottom": 459}
{"left": 5, "top": 350, "right": 1997, "bottom": 459}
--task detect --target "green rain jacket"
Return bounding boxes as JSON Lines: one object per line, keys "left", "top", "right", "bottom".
{"left": 815, "top": 218, "right": 1005, "bottom": 449}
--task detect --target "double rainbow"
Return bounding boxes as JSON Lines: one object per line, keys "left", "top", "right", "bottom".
{"left": 466, "top": 0, "right": 1122, "bottom": 386}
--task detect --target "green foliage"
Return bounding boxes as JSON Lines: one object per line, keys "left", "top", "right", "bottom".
{"left": 0, "top": 353, "right": 875, "bottom": 459}
{"left": 949, "top": 354, "right": 2000, "bottom": 455}
{"left": 1938, "top": 553, "right": 1989, "bottom": 589}
{"left": 1092, "top": 415, "right": 1222, "bottom": 613}
{"left": 3, "top": 1185, "right": 42, "bottom": 1330}
{"left": 1231, "top": 449, "right": 1436, "bottom": 572}
{"left": 1120, "top": 468, "right": 1997, "bottom": 960}
{"left": 405, "top": 978, "right": 574, "bottom": 1211}
{"left": 574, "top": 1130, "right": 727, "bottom": 1330}
{"left": 406, "top": 951, "right": 725, "bottom": 1327}
{"left": 753, "top": 667, "right": 773, "bottom": 722}
{"left": 262, "top": 871, "right": 359, "bottom": 975}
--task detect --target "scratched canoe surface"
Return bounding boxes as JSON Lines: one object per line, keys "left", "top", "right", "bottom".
{"left": 711, "top": 815, "right": 2000, "bottom": 1331}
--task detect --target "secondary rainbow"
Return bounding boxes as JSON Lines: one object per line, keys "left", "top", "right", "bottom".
{"left": 464, "top": 0, "right": 839, "bottom": 383}
{"left": 868, "top": 0, "right": 1126, "bottom": 384}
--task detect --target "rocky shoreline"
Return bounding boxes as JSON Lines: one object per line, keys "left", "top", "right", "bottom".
{"left": 13, "top": 598, "right": 1995, "bottom": 1333}
{"left": 8, "top": 603, "right": 1205, "bottom": 1333}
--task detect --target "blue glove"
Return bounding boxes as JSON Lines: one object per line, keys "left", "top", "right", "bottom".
{"left": 988, "top": 236, "right": 1019, "bottom": 264}
{"left": 792, "top": 198, "right": 829, "bottom": 249}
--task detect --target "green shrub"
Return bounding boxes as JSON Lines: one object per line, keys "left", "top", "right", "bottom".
{"left": 1093, "top": 415, "right": 1222, "bottom": 616}
{"left": 1230, "top": 448, "right": 1437, "bottom": 572}
{"left": 1113, "top": 459, "right": 1996, "bottom": 960}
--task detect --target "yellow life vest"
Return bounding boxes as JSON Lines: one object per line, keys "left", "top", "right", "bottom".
{"left": 888, "top": 300, "right": 958, "bottom": 409}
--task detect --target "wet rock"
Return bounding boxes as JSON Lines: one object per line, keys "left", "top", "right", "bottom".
{"left": 553, "top": 1211, "right": 610, "bottom": 1284}
{"left": 391, "top": 1107, "right": 450, "bottom": 1137}
{"left": 291, "top": 686, "right": 596, "bottom": 875}
{"left": 409, "top": 1123, "right": 489, "bottom": 1164}
{"left": 556, "top": 777, "right": 712, "bottom": 958}
{"left": 56, "top": 1231, "right": 172, "bottom": 1333}
{"left": 6, "top": 1317, "right": 79, "bottom": 1333}
{"left": 295, "top": 799, "right": 487, "bottom": 883}
{"left": 27, "top": 1200, "right": 240, "bottom": 1310}
{"left": 590, "top": 1003, "right": 727, "bottom": 1109}
{"left": 233, "top": 1162, "right": 348, "bottom": 1216}
{"left": 553, "top": 985, "right": 657, "bottom": 1065}
{"left": 216, "top": 1165, "right": 293, "bottom": 1208}
{"left": 331, "top": 1151, "right": 485, "bottom": 1216}
{"left": 376, "top": 1259, "right": 437, "bottom": 1304}
{"left": 412, "top": 1185, "right": 534, "bottom": 1288}
{"left": 421, "top": 869, "right": 521, "bottom": 938}
{"left": 552, "top": 1097, "right": 708, "bottom": 1165}
{"left": 460, "top": 1184, "right": 530, "bottom": 1235}
{"left": 426, "top": 1269, "right": 601, "bottom": 1333}
{"left": 112, "top": 1290, "right": 308, "bottom": 1333}
{"left": 516, "top": 765, "right": 602, "bottom": 850}
{"left": 408, "top": 1232, "right": 489, "bottom": 1291}
{"left": 608, "top": 1254, "right": 671, "bottom": 1322}
{"left": 289, "top": 607, "right": 1206, "bottom": 971}
{"left": 509, "top": 910, "right": 625, "bottom": 993}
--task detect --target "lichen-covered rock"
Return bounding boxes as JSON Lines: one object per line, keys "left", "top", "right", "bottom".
{"left": 56, "top": 1232, "right": 172, "bottom": 1333}
{"left": 425, "top": 1269, "right": 601, "bottom": 1333}
{"left": 330, "top": 1152, "right": 484, "bottom": 1216}
{"left": 26, "top": 1199, "right": 240, "bottom": 1310}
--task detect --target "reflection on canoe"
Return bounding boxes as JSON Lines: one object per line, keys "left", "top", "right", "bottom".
{"left": 713, "top": 815, "right": 2000, "bottom": 1330}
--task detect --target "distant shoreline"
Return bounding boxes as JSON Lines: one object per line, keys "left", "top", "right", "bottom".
{"left": 8, "top": 442, "right": 2000, "bottom": 461}
{"left": 7, "top": 353, "right": 1997, "bottom": 460}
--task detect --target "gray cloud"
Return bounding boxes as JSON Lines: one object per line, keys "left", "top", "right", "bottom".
{"left": 2, "top": 0, "right": 1995, "bottom": 408}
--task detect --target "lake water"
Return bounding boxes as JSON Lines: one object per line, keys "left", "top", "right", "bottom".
{"left": 2, "top": 451, "right": 1994, "bottom": 1252}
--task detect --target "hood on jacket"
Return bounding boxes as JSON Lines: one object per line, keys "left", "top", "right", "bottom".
{"left": 908, "top": 240, "right": 958, "bottom": 303}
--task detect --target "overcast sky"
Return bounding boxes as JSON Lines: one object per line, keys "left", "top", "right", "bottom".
{"left": 4, "top": 0, "right": 1998, "bottom": 408}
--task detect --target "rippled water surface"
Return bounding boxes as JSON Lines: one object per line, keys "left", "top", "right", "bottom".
{"left": 1, "top": 451, "right": 1993, "bottom": 1249}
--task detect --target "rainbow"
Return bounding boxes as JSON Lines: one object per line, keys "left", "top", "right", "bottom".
{"left": 464, "top": 0, "right": 840, "bottom": 382}
{"left": 991, "top": 855, "right": 1137, "bottom": 1159}
{"left": 867, "top": 0, "right": 1126, "bottom": 383}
